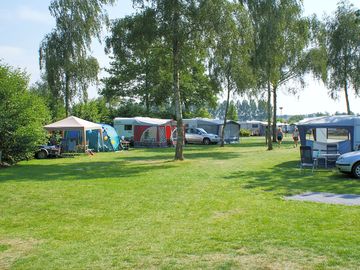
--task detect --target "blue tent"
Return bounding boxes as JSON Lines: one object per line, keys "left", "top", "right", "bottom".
{"left": 87, "top": 124, "right": 120, "bottom": 152}
{"left": 297, "top": 115, "right": 360, "bottom": 154}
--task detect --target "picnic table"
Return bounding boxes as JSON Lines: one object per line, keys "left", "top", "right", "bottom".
{"left": 313, "top": 150, "right": 341, "bottom": 168}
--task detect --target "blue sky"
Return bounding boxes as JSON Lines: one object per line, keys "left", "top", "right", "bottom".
{"left": 0, "top": 0, "right": 359, "bottom": 115}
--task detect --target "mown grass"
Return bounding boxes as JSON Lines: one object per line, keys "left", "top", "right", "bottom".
{"left": 0, "top": 137, "right": 359, "bottom": 269}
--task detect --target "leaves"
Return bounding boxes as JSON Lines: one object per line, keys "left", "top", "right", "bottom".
{"left": 40, "top": 0, "right": 113, "bottom": 116}
{"left": 325, "top": 0, "right": 360, "bottom": 113}
{"left": 0, "top": 63, "right": 50, "bottom": 164}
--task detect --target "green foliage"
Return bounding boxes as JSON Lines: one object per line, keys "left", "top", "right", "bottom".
{"left": 0, "top": 63, "right": 49, "bottom": 164}
{"left": 207, "top": 1, "right": 254, "bottom": 146}
{"left": 184, "top": 107, "right": 212, "bottom": 119}
{"left": 325, "top": 0, "right": 360, "bottom": 114}
{"left": 287, "top": 115, "right": 305, "bottom": 124}
{"left": 103, "top": 7, "right": 218, "bottom": 118}
{"left": 40, "top": 0, "right": 114, "bottom": 115}
{"left": 245, "top": 0, "right": 310, "bottom": 149}
{"left": 30, "top": 78, "right": 66, "bottom": 121}
{"left": 227, "top": 101, "right": 238, "bottom": 121}
{"left": 240, "top": 128, "right": 251, "bottom": 137}
{"left": 72, "top": 98, "right": 112, "bottom": 124}
{"left": 129, "top": 0, "right": 227, "bottom": 159}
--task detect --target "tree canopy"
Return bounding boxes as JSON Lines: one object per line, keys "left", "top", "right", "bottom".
{"left": 39, "top": 0, "right": 115, "bottom": 116}
{"left": 325, "top": 0, "right": 360, "bottom": 114}
{"left": 0, "top": 63, "right": 49, "bottom": 164}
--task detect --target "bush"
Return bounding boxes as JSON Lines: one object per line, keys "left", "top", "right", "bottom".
{"left": 0, "top": 63, "right": 50, "bottom": 164}
{"left": 240, "top": 128, "right": 251, "bottom": 137}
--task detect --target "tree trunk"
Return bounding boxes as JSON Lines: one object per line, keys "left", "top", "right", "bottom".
{"left": 267, "top": 81, "right": 273, "bottom": 150}
{"left": 145, "top": 60, "right": 150, "bottom": 113}
{"left": 272, "top": 84, "right": 277, "bottom": 142}
{"left": 221, "top": 77, "right": 231, "bottom": 147}
{"left": 344, "top": 77, "right": 351, "bottom": 114}
{"left": 172, "top": 0, "right": 184, "bottom": 160}
{"left": 65, "top": 73, "right": 70, "bottom": 117}
{"left": 344, "top": 50, "right": 351, "bottom": 115}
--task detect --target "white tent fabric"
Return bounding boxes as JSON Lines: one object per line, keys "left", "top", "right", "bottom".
{"left": 113, "top": 117, "right": 173, "bottom": 126}
{"left": 44, "top": 116, "right": 102, "bottom": 131}
{"left": 44, "top": 116, "right": 103, "bottom": 151}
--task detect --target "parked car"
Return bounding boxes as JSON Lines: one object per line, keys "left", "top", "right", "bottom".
{"left": 336, "top": 151, "right": 360, "bottom": 178}
{"left": 185, "top": 128, "right": 220, "bottom": 145}
{"left": 35, "top": 145, "right": 61, "bottom": 159}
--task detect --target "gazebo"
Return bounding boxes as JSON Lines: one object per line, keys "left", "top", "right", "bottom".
{"left": 44, "top": 116, "right": 104, "bottom": 152}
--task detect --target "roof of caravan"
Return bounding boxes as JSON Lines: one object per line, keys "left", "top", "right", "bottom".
{"left": 44, "top": 116, "right": 102, "bottom": 131}
{"left": 183, "top": 118, "right": 240, "bottom": 126}
{"left": 114, "top": 117, "right": 173, "bottom": 126}
{"left": 297, "top": 115, "right": 360, "bottom": 127}
{"left": 238, "top": 120, "right": 268, "bottom": 125}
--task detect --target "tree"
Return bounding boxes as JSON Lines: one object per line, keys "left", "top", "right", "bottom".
{"left": 227, "top": 101, "right": 238, "bottom": 121}
{"left": 102, "top": 9, "right": 172, "bottom": 112}
{"left": 71, "top": 98, "right": 109, "bottom": 123}
{"left": 209, "top": 1, "right": 254, "bottom": 147}
{"left": 39, "top": 0, "right": 115, "bottom": 116}
{"left": 30, "top": 77, "right": 66, "bottom": 121}
{"left": 246, "top": 0, "right": 309, "bottom": 149}
{"left": 103, "top": 9, "right": 217, "bottom": 117}
{"left": 0, "top": 63, "right": 49, "bottom": 164}
{"left": 325, "top": 0, "right": 360, "bottom": 114}
{"left": 131, "top": 0, "right": 222, "bottom": 160}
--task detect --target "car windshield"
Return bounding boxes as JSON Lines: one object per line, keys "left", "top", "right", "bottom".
{"left": 197, "top": 128, "right": 208, "bottom": 134}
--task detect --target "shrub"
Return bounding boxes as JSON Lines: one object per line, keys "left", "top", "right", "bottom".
{"left": 0, "top": 63, "right": 49, "bottom": 164}
{"left": 240, "top": 128, "right": 251, "bottom": 137}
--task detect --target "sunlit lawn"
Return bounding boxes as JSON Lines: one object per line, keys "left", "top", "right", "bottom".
{"left": 0, "top": 137, "right": 359, "bottom": 269}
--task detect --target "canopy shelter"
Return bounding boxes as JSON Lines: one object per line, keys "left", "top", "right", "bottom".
{"left": 297, "top": 115, "right": 360, "bottom": 154}
{"left": 44, "top": 116, "right": 104, "bottom": 152}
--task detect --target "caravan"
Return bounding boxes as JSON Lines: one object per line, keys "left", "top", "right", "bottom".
{"left": 113, "top": 117, "right": 176, "bottom": 147}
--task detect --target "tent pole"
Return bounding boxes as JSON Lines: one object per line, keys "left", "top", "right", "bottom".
{"left": 100, "top": 129, "right": 104, "bottom": 152}
{"left": 83, "top": 128, "right": 87, "bottom": 152}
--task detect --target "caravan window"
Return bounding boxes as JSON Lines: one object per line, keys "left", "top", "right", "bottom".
{"left": 252, "top": 124, "right": 258, "bottom": 128}
{"left": 309, "top": 128, "right": 349, "bottom": 142}
{"left": 124, "top": 125, "right": 132, "bottom": 131}
{"left": 327, "top": 128, "right": 349, "bottom": 141}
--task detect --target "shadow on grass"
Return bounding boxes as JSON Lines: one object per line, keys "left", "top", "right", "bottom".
{"left": 0, "top": 160, "right": 175, "bottom": 183}
{"left": 126, "top": 151, "right": 242, "bottom": 161}
{"left": 224, "top": 160, "right": 360, "bottom": 196}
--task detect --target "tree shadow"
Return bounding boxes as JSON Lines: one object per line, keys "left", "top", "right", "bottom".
{"left": 224, "top": 160, "right": 360, "bottom": 196}
{"left": 0, "top": 160, "right": 175, "bottom": 183}
{"left": 123, "top": 146, "right": 242, "bottom": 161}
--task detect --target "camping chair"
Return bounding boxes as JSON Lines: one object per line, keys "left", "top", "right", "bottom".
{"left": 326, "top": 144, "right": 338, "bottom": 168}
{"left": 300, "top": 146, "right": 316, "bottom": 172}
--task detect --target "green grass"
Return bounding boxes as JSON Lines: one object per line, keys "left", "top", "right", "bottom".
{"left": 0, "top": 137, "right": 359, "bottom": 269}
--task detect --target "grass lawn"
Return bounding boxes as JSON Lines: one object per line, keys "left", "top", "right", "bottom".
{"left": 0, "top": 137, "right": 360, "bottom": 269}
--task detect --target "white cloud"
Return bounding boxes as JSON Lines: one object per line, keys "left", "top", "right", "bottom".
{"left": 0, "top": 46, "right": 25, "bottom": 58}
{"left": 16, "top": 6, "right": 52, "bottom": 24}
{"left": 0, "top": 6, "right": 52, "bottom": 24}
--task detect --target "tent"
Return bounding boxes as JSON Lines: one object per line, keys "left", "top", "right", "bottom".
{"left": 44, "top": 116, "right": 103, "bottom": 152}
{"left": 297, "top": 115, "right": 360, "bottom": 154}
{"left": 183, "top": 118, "right": 240, "bottom": 143}
{"left": 113, "top": 117, "right": 176, "bottom": 147}
{"left": 87, "top": 124, "right": 120, "bottom": 152}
